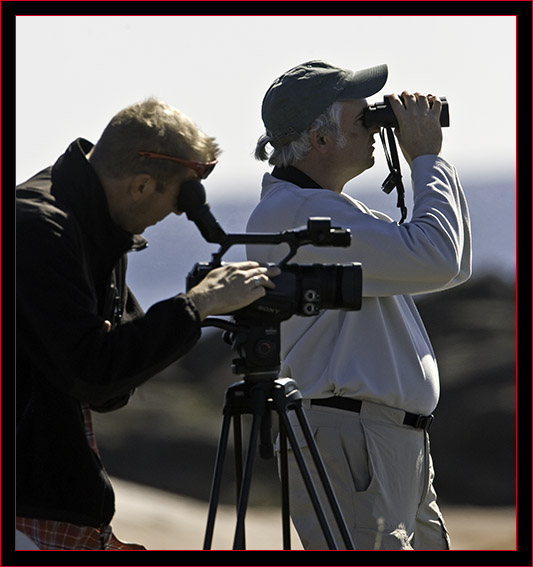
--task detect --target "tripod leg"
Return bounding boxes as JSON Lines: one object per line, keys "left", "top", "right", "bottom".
{"left": 278, "top": 418, "right": 292, "bottom": 550}
{"left": 293, "top": 405, "right": 355, "bottom": 550}
{"left": 233, "top": 415, "right": 243, "bottom": 508}
{"left": 203, "top": 413, "right": 232, "bottom": 550}
{"left": 233, "top": 413, "right": 262, "bottom": 550}
{"left": 232, "top": 415, "right": 246, "bottom": 549}
{"left": 278, "top": 411, "right": 338, "bottom": 550}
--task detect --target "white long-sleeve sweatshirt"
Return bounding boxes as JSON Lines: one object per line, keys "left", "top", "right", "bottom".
{"left": 246, "top": 155, "right": 471, "bottom": 415}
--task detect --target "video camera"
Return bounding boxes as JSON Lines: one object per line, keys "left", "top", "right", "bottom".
{"left": 180, "top": 180, "right": 362, "bottom": 324}
{"left": 187, "top": 217, "right": 362, "bottom": 322}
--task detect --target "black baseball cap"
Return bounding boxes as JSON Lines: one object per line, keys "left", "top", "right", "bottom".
{"left": 262, "top": 60, "right": 388, "bottom": 148}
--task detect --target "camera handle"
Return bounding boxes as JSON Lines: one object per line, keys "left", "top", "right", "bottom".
{"left": 379, "top": 127, "right": 407, "bottom": 224}
{"left": 206, "top": 218, "right": 351, "bottom": 268}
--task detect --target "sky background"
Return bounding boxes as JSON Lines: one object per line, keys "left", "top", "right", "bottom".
{"left": 15, "top": 14, "right": 517, "bottom": 307}
{"left": 16, "top": 15, "right": 516, "bottom": 183}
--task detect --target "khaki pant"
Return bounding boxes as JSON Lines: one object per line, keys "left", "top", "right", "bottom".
{"left": 278, "top": 400, "right": 451, "bottom": 550}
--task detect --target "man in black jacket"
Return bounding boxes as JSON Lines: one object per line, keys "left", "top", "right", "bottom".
{"left": 16, "top": 98, "right": 279, "bottom": 550}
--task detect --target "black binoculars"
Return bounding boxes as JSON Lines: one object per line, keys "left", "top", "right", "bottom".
{"left": 363, "top": 96, "right": 449, "bottom": 129}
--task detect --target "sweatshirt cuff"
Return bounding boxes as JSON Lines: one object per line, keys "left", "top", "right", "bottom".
{"left": 411, "top": 154, "right": 455, "bottom": 175}
{"left": 176, "top": 292, "right": 202, "bottom": 326}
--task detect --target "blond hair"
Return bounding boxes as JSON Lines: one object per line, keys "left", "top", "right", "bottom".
{"left": 90, "top": 98, "right": 219, "bottom": 184}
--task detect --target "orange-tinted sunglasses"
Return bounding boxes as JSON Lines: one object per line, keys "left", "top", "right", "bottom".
{"left": 138, "top": 151, "right": 218, "bottom": 180}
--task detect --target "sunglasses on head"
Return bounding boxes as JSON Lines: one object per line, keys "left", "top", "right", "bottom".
{"left": 138, "top": 151, "right": 218, "bottom": 180}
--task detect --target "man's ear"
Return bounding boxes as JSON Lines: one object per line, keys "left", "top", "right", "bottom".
{"left": 308, "top": 129, "right": 330, "bottom": 155}
{"left": 128, "top": 174, "right": 156, "bottom": 201}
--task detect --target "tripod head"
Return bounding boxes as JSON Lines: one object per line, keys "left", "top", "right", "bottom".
{"left": 204, "top": 317, "right": 283, "bottom": 381}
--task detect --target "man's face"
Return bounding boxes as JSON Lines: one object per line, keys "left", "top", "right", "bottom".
{"left": 331, "top": 99, "right": 380, "bottom": 181}
{"left": 123, "top": 173, "right": 195, "bottom": 234}
{"left": 135, "top": 182, "right": 181, "bottom": 233}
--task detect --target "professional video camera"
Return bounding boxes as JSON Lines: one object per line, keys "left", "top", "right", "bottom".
{"left": 181, "top": 180, "right": 362, "bottom": 324}
{"left": 186, "top": 217, "right": 362, "bottom": 322}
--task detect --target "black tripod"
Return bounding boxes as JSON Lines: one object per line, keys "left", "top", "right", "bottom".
{"left": 202, "top": 319, "right": 355, "bottom": 550}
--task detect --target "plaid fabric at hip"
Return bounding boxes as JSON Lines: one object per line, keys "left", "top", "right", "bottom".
{"left": 16, "top": 517, "right": 146, "bottom": 550}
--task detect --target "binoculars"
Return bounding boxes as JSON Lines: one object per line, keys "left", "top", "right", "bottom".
{"left": 363, "top": 96, "right": 449, "bottom": 129}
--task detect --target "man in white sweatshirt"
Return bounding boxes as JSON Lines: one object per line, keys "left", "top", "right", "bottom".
{"left": 246, "top": 61, "right": 471, "bottom": 550}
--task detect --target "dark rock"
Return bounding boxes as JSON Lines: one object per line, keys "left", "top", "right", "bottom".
{"left": 415, "top": 276, "right": 516, "bottom": 506}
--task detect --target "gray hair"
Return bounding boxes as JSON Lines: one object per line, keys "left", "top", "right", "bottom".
{"left": 254, "top": 101, "right": 346, "bottom": 167}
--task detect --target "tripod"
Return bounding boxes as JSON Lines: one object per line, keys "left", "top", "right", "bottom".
{"left": 202, "top": 319, "right": 355, "bottom": 550}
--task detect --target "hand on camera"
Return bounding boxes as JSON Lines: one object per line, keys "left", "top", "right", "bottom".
{"left": 187, "top": 262, "right": 281, "bottom": 320}
{"left": 389, "top": 92, "right": 443, "bottom": 166}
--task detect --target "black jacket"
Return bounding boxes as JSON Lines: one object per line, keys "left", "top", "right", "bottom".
{"left": 16, "top": 139, "right": 202, "bottom": 526}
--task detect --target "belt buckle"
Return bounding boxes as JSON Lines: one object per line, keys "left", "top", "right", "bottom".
{"left": 415, "top": 414, "right": 434, "bottom": 431}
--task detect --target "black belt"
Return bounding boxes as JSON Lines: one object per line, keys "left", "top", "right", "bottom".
{"left": 310, "top": 397, "right": 434, "bottom": 431}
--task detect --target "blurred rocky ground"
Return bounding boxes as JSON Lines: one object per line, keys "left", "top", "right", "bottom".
{"left": 93, "top": 274, "right": 516, "bottom": 508}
